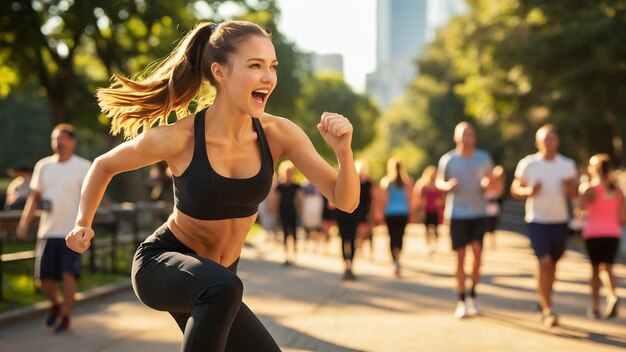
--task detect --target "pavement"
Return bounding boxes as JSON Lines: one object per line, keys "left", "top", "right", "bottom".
{"left": 0, "top": 225, "right": 624, "bottom": 351}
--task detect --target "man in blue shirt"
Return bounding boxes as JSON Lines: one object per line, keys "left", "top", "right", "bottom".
{"left": 437, "top": 122, "right": 494, "bottom": 318}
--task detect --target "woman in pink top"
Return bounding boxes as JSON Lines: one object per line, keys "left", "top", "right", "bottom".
{"left": 412, "top": 165, "right": 445, "bottom": 254}
{"left": 580, "top": 154, "right": 626, "bottom": 319}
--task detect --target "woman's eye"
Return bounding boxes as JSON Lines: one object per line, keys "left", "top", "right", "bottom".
{"left": 250, "top": 64, "right": 261, "bottom": 69}
{"left": 270, "top": 65, "right": 278, "bottom": 71}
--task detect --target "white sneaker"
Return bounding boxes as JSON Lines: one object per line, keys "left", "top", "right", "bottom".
{"left": 466, "top": 297, "right": 482, "bottom": 316}
{"left": 454, "top": 301, "right": 468, "bottom": 319}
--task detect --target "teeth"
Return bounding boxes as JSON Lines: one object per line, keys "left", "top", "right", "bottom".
{"left": 254, "top": 89, "right": 269, "bottom": 94}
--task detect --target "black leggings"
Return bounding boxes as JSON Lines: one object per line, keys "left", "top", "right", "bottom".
{"left": 131, "top": 224, "right": 281, "bottom": 352}
{"left": 280, "top": 212, "right": 297, "bottom": 245}
{"left": 385, "top": 215, "right": 408, "bottom": 260}
{"left": 337, "top": 218, "right": 358, "bottom": 261}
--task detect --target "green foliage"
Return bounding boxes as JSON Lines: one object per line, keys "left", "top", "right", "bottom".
{"left": 0, "top": 0, "right": 306, "bottom": 186}
{"left": 452, "top": 0, "right": 626, "bottom": 166}
{"left": 0, "top": 270, "right": 127, "bottom": 313}
{"left": 295, "top": 72, "right": 379, "bottom": 163}
{"left": 367, "top": 0, "right": 626, "bottom": 183}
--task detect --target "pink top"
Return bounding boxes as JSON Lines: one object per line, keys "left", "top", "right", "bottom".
{"left": 583, "top": 184, "right": 623, "bottom": 239}
{"left": 422, "top": 185, "right": 444, "bottom": 214}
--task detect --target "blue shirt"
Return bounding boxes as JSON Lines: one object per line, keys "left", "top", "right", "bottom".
{"left": 385, "top": 183, "right": 409, "bottom": 216}
{"left": 438, "top": 149, "right": 493, "bottom": 220}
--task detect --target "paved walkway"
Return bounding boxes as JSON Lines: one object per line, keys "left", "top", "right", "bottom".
{"left": 0, "top": 226, "right": 625, "bottom": 351}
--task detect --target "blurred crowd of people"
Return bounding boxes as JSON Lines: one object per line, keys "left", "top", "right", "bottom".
{"left": 252, "top": 121, "right": 624, "bottom": 327}
{"left": 3, "top": 121, "right": 624, "bottom": 330}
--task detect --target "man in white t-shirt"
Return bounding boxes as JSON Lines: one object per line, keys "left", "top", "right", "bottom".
{"left": 511, "top": 124, "right": 577, "bottom": 327}
{"left": 17, "top": 124, "right": 91, "bottom": 333}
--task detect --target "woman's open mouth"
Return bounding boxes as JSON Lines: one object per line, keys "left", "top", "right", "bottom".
{"left": 251, "top": 89, "right": 270, "bottom": 105}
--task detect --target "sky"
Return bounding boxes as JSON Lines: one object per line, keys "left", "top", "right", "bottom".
{"left": 275, "top": 0, "right": 377, "bottom": 93}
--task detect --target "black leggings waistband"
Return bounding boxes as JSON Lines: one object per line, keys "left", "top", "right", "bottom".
{"left": 137, "top": 222, "right": 239, "bottom": 274}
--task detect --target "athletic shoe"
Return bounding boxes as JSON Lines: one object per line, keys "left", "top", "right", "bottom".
{"left": 541, "top": 310, "right": 558, "bottom": 328}
{"left": 54, "top": 316, "right": 70, "bottom": 333}
{"left": 45, "top": 305, "right": 61, "bottom": 328}
{"left": 341, "top": 269, "right": 356, "bottom": 281}
{"left": 586, "top": 308, "right": 601, "bottom": 320}
{"left": 605, "top": 296, "right": 619, "bottom": 319}
{"left": 394, "top": 262, "right": 402, "bottom": 278}
{"left": 466, "top": 297, "right": 482, "bottom": 316}
{"left": 454, "top": 301, "right": 468, "bottom": 319}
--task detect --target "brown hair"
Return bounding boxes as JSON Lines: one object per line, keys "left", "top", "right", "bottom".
{"left": 590, "top": 153, "right": 616, "bottom": 192}
{"left": 386, "top": 157, "right": 411, "bottom": 188}
{"left": 97, "top": 21, "right": 270, "bottom": 139}
{"left": 418, "top": 165, "right": 437, "bottom": 187}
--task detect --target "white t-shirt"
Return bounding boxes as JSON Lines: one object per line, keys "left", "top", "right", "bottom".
{"left": 30, "top": 155, "right": 91, "bottom": 238}
{"left": 514, "top": 153, "right": 577, "bottom": 224}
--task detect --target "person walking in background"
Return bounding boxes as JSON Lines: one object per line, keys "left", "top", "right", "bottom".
{"left": 65, "top": 20, "right": 359, "bottom": 351}
{"left": 258, "top": 174, "right": 279, "bottom": 243}
{"left": 4, "top": 166, "right": 33, "bottom": 210}
{"left": 321, "top": 196, "right": 336, "bottom": 247}
{"left": 354, "top": 159, "right": 378, "bottom": 259}
{"left": 380, "top": 157, "right": 412, "bottom": 278}
{"left": 412, "top": 165, "right": 445, "bottom": 254}
{"left": 146, "top": 161, "right": 174, "bottom": 206}
{"left": 579, "top": 154, "right": 624, "bottom": 319}
{"left": 335, "top": 204, "right": 360, "bottom": 281}
{"left": 483, "top": 165, "right": 506, "bottom": 249}
{"left": 301, "top": 180, "right": 326, "bottom": 251}
{"left": 511, "top": 124, "right": 578, "bottom": 327}
{"left": 437, "top": 122, "right": 494, "bottom": 319}
{"left": 16, "top": 124, "right": 91, "bottom": 333}
{"left": 275, "top": 161, "right": 302, "bottom": 266}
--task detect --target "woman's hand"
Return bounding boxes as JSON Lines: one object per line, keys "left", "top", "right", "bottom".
{"left": 317, "top": 112, "right": 353, "bottom": 155}
{"left": 66, "top": 226, "right": 95, "bottom": 254}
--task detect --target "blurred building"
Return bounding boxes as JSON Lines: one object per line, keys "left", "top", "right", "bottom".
{"left": 303, "top": 52, "right": 344, "bottom": 78}
{"left": 366, "top": 0, "right": 466, "bottom": 110}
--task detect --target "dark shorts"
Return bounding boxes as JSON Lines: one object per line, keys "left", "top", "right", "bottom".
{"left": 424, "top": 212, "right": 439, "bottom": 227}
{"left": 35, "top": 238, "right": 81, "bottom": 280}
{"left": 485, "top": 216, "right": 499, "bottom": 233}
{"left": 526, "top": 222, "right": 569, "bottom": 261}
{"left": 585, "top": 237, "right": 620, "bottom": 265}
{"left": 449, "top": 218, "right": 487, "bottom": 250}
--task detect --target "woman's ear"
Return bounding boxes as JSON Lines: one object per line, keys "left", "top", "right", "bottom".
{"left": 211, "top": 62, "right": 226, "bottom": 84}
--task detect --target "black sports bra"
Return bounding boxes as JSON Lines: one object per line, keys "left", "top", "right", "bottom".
{"left": 172, "top": 108, "right": 274, "bottom": 220}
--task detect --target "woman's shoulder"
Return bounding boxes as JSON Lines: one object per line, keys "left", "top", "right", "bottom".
{"left": 138, "top": 113, "right": 195, "bottom": 153}
{"left": 258, "top": 113, "right": 299, "bottom": 132}
{"left": 257, "top": 113, "right": 307, "bottom": 144}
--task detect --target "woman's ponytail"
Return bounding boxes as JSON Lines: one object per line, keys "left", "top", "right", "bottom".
{"left": 96, "top": 22, "right": 217, "bottom": 139}
{"left": 96, "top": 20, "right": 269, "bottom": 139}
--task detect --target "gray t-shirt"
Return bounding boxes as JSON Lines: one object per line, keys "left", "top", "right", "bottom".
{"left": 438, "top": 149, "right": 493, "bottom": 220}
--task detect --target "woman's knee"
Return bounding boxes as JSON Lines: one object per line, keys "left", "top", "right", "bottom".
{"left": 196, "top": 273, "right": 244, "bottom": 306}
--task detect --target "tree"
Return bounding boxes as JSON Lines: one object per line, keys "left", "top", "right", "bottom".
{"left": 368, "top": 0, "right": 626, "bottom": 185}
{"left": 450, "top": 0, "right": 626, "bottom": 165}
{"left": 295, "top": 72, "right": 379, "bottom": 163}
{"left": 0, "top": 0, "right": 277, "bottom": 126}
{"left": 0, "top": 0, "right": 307, "bottom": 201}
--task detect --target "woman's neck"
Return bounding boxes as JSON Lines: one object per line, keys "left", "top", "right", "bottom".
{"left": 206, "top": 97, "right": 252, "bottom": 138}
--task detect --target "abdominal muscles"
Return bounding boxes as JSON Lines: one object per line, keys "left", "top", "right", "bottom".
{"left": 167, "top": 209, "right": 257, "bottom": 266}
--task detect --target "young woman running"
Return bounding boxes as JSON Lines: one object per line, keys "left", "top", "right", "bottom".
{"left": 580, "top": 154, "right": 624, "bottom": 319}
{"left": 65, "top": 21, "right": 359, "bottom": 351}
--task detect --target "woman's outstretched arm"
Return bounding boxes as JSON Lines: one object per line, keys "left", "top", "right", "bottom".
{"left": 67, "top": 125, "right": 185, "bottom": 252}
{"left": 274, "top": 112, "right": 359, "bottom": 212}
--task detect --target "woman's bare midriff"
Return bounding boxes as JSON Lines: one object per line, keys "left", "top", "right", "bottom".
{"left": 166, "top": 208, "right": 257, "bottom": 267}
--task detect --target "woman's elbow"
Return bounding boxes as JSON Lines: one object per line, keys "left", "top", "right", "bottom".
{"left": 92, "top": 156, "right": 118, "bottom": 178}
{"left": 336, "top": 199, "right": 360, "bottom": 213}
